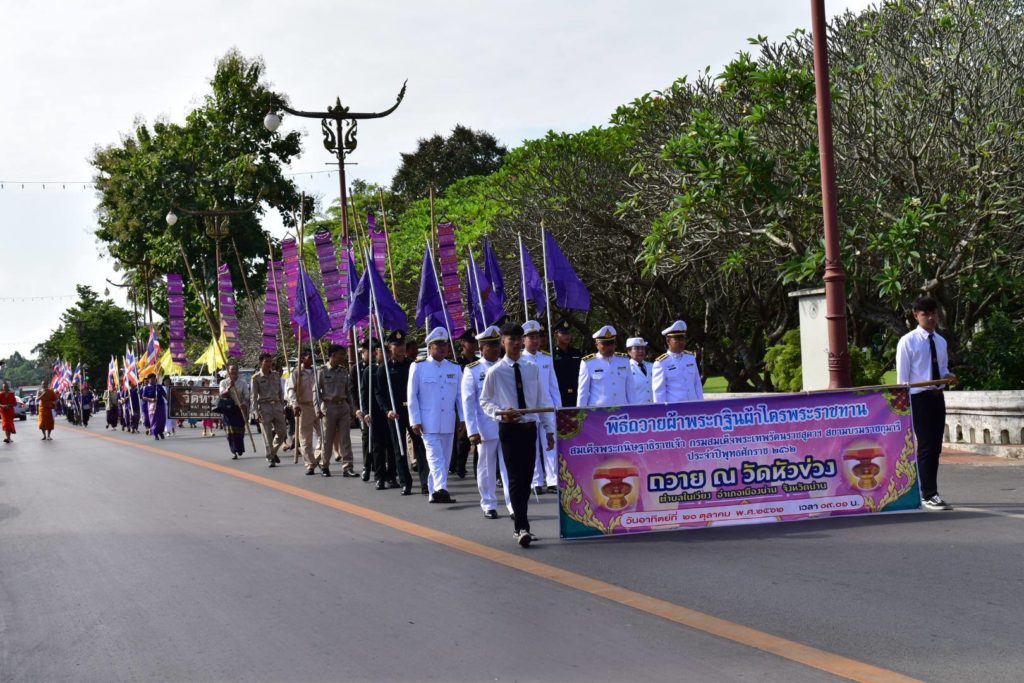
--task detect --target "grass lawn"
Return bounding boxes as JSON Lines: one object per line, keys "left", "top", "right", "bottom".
{"left": 704, "top": 370, "right": 899, "bottom": 393}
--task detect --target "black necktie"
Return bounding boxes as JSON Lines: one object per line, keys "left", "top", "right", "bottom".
{"left": 638, "top": 363, "right": 647, "bottom": 377}
{"left": 928, "top": 333, "right": 940, "bottom": 381}
{"left": 512, "top": 362, "right": 527, "bottom": 409}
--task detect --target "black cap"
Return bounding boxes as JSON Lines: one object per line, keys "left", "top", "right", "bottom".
{"left": 327, "top": 343, "right": 345, "bottom": 355}
{"left": 554, "top": 319, "right": 572, "bottom": 334}
{"left": 457, "top": 329, "right": 477, "bottom": 343}
{"left": 500, "top": 322, "right": 524, "bottom": 337}
{"left": 386, "top": 330, "right": 406, "bottom": 345}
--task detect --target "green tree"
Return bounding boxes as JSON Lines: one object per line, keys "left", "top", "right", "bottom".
{"left": 0, "top": 352, "right": 46, "bottom": 389}
{"left": 391, "top": 125, "right": 507, "bottom": 201}
{"left": 33, "top": 286, "right": 136, "bottom": 390}
{"left": 91, "top": 49, "right": 305, "bottom": 343}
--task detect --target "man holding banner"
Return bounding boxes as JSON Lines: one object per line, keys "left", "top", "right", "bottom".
{"left": 480, "top": 323, "right": 555, "bottom": 548}
{"left": 521, "top": 320, "right": 561, "bottom": 494}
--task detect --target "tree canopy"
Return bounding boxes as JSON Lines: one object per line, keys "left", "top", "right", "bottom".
{"left": 391, "top": 125, "right": 507, "bottom": 201}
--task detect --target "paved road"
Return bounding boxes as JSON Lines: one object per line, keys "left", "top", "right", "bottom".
{"left": 1, "top": 422, "right": 1022, "bottom": 682}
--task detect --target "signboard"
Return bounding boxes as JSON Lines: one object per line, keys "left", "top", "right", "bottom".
{"left": 169, "top": 386, "right": 221, "bottom": 419}
{"left": 557, "top": 387, "right": 920, "bottom": 539}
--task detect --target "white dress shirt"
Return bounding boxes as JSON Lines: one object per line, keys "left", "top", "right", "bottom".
{"left": 408, "top": 358, "right": 464, "bottom": 433}
{"left": 629, "top": 359, "right": 654, "bottom": 404}
{"left": 896, "top": 326, "right": 950, "bottom": 394}
{"left": 652, "top": 351, "right": 703, "bottom": 402}
{"left": 479, "top": 356, "right": 556, "bottom": 435}
{"left": 219, "top": 378, "right": 250, "bottom": 407}
{"left": 461, "top": 358, "right": 499, "bottom": 441}
{"left": 521, "top": 349, "right": 563, "bottom": 410}
{"left": 577, "top": 353, "right": 637, "bottom": 407}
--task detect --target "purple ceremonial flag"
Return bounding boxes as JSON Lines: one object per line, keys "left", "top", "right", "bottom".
{"left": 261, "top": 260, "right": 284, "bottom": 354}
{"left": 344, "top": 259, "right": 408, "bottom": 334}
{"left": 217, "top": 264, "right": 243, "bottom": 358}
{"left": 368, "top": 212, "right": 388, "bottom": 280}
{"left": 544, "top": 229, "right": 590, "bottom": 311}
{"left": 435, "top": 222, "right": 466, "bottom": 336}
{"left": 282, "top": 238, "right": 300, "bottom": 336}
{"left": 314, "top": 230, "right": 349, "bottom": 344}
{"left": 166, "top": 273, "right": 187, "bottom": 364}
{"left": 519, "top": 240, "right": 547, "bottom": 315}
{"left": 466, "top": 251, "right": 504, "bottom": 329}
{"left": 415, "top": 246, "right": 450, "bottom": 331}
{"left": 483, "top": 238, "right": 506, "bottom": 312}
{"left": 292, "top": 267, "right": 332, "bottom": 340}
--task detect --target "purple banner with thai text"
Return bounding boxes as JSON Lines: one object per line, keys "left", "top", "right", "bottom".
{"left": 557, "top": 388, "right": 920, "bottom": 539}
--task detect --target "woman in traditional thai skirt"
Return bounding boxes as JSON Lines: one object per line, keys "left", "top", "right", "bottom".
{"left": 161, "top": 377, "right": 176, "bottom": 435}
{"left": 141, "top": 374, "right": 168, "bottom": 440}
{"left": 104, "top": 388, "right": 119, "bottom": 429}
{"left": 219, "top": 363, "right": 249, "bottom": 459}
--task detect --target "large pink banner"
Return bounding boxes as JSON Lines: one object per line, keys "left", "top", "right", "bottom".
{"left": 556, "top": 388, "right": 920, "bottom": 539}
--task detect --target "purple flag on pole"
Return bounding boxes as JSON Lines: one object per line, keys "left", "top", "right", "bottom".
{"left": 520, "top": 240, "right": 547, "bottom": 315}
{"left": 314, "top": 230, "right": 350, "bottom": 344}
{"left": 292, "top": 267, "right": 332, "bottom": 340}
{"left": 344, "top": 259, "right": 408, "bottom": 333}
{"left": 166, "top": 273, "right": 187, "bottom": 364}
{"left": 483, "top": 238, "right": 506, "bottom": 313}
{"left": 467, "top": 251, "right": 505, "bottom": 329}
{"left": 217, "top": 264, "right": 243, "bottom": 358}
{"left": 261, "top": 261, "right": 284, "bottom": 354}
{"left": 544, "top": 229, "right": 590, "bottom": 311}
{"left": 415, "top": 246, "right": 451, "bottom": 331}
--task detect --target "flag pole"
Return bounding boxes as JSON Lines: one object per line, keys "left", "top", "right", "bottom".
{"left": 540, "top": 222, "right": 555, "bottom": 353}
{"left": 517, "top": 232, "right": 529, "bottom": 321}
{"left": 295, "top": 208, "right": 326, "bottom": 450}
{"left": 362, "top": 245, "right": 406, "bottom": 462}
{"left": 469, "top": 249, "right": 487, "bottom": 330}
{"left": 265, "top": 237, "right": 291, "bottom": 369}
{"left": 378, "top": 189, "right": 399, "bottom": 294}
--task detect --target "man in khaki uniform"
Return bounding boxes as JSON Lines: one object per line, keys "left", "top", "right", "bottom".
{"left": 287, "top": 348, "right": 324, "bottom": 476}
{"left": 251, "top": 352, "right": 287, "bottom": 468}
{"left": 319, "top": 344, "right": 356, "bottom": 476}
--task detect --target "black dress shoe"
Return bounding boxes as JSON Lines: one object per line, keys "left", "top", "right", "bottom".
{"left": 546, "top": 485, "right": 558, "bottom": 494}
{"left": 457, "top": 470, "right": 467, "bottom": 479}
{"left": 375, "top": 480, "right": 387, "bottom": 490}
{"left": 305, "top": 468, "right": 316, "bottom": 476}
{"left": 484, "top": 509, "right": 498, "bottom": 519}
{"left": 273, "top": 454, "right": 281, "bottom": 464}
{"left": 387, "top": 479, "right": 401, "bottom": 489}
{"left": 360, "top": 469, "right": 370, "bottom": 482}
{"left": 268, "top": 461, "right": 277, "bottom": 468}
{"left": 437, "top": 489, "right": 456, "bottom": 504}
{"left": 533, "top": 486, "right": 545, "bottom": 495}
{"left": 401, "top": 484, "right": 413, "bottom": 496}
{"left": 420, "top": 485, "right": 429, "bottom": 495}
{"left": 232, "top": 454, "right": 239, "bottom": 460}
{"left": 321, "top": 468, "right": 332, "bottom": 477}
{"left": 342, "top": 468, "right": 357, "bottom": 478}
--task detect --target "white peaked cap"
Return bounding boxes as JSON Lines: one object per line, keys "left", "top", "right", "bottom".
{"left": 592, "top": 325, "right": 618, "bottom": 341}
{"left": 425, "top": 327, "right": 450, "bottom": 344}
{"left": 521, "top": 319, "right": 543, "bottom": 335}
{"left": 661, "top": 320, "right": 688, "bottom": 337}
{"left": 626, "top": 337, "right": 647, "bottom": 348}
{"left": 475, "top": 325, "right": 501, "bottom": 342}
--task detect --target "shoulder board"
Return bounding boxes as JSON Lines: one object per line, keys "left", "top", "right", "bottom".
{"left": 684, "top": 350, "right": 695, "bottom": 355}
{"left": 615, "top": 352, "right": 628, "bottom": 358}
{"left": 415, "top": 358, "right": 426, "bottom": 363}
{"left": 656, "top": 353, "right": 668, "bottom": 361}
{"left": 539, "top": 350, "right": 551, "bottom": 356}
{"left": 582, "top": 353, "right": 597, "bottom": 361}
{"left": 466, "top": 360, "right": 480, "bottom": 369}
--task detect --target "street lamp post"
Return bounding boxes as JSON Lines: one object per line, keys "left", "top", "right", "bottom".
{"left": 263, "top": 81, "right": 407, "bottom": 242}
{"left": 810, "top": 0, "right": 852, "bottom": 388}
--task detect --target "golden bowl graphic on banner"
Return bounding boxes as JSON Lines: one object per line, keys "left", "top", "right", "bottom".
{"left": 843, "top": 443, "right": 885, "bottom": 491}
{"left": 592, "top": 463, "right": 640, "bottom": 511}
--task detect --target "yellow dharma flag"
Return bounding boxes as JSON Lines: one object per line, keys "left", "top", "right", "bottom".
{"left": 195, "top": 331, "right": 230, "bottom": 374}
{"left": 158, "top": 349, "right": 184, "bottom": 376}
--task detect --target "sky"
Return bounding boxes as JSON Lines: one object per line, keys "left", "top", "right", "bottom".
{"left": 0, "top": 0, "right": 872, "bottom": 359}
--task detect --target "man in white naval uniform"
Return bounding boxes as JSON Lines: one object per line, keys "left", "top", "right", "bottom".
{"left": 461, "top": 326, "right": 511, "bottom": 519}
{"left": 521, "top": 319, "right": 562, "bottom": 494}
{"left": 577, "top": 325, "right": 639, "bottom": 407}
{"left": 626, "top": 336, "right": 654, "bottom": 404}
{"left": 408, "top": 326, "right": 464, "bottom": 504}
{"left": 652, "top": 320, "right": 703, "bottom": 403}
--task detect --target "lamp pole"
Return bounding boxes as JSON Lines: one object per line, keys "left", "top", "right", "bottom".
{"left": 263, "top": 81, "right": 407, "bottom": 244}
{"left": 810, "top": 0, "right": 852, "bottom": 388}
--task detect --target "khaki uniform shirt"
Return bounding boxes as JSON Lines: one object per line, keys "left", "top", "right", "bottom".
{"left": 318, "top": 364, "right": 351, "bottom": 410}
{"left": 251, "top": 370, "right": 284, "bottom": 414}
{"left": 286, "top": 367, "right": 317, "bottom": 406}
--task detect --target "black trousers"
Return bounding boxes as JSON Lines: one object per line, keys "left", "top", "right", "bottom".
{"left": 370, "top": 414, "right": 394, "bottom": 482}
{"left": 499, "top": 422, "right": 538, "bottom": 533}
{"left": 911, "top": 391, "right": 945, "bottom": 499}
{"left": 358, "top": 423, "right": 371, "bottom": 472}
{"left": 387, "top": 410, "right": 415, "bottom": 487}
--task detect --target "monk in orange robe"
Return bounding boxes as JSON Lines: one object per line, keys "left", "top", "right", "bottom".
{"left": 37, "top": 386, "right": 57, "bottom": 440}
{"left": 0, "top": 382, "right": 17, "bottom": 443}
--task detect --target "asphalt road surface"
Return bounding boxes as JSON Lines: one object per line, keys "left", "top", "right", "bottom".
{"left": 2, "top": 421, "right": 1023, "bottom": 682}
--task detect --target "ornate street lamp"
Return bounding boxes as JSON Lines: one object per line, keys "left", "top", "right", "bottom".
{"left": 263, "top": 81, "right": 407, "bottom": 242}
